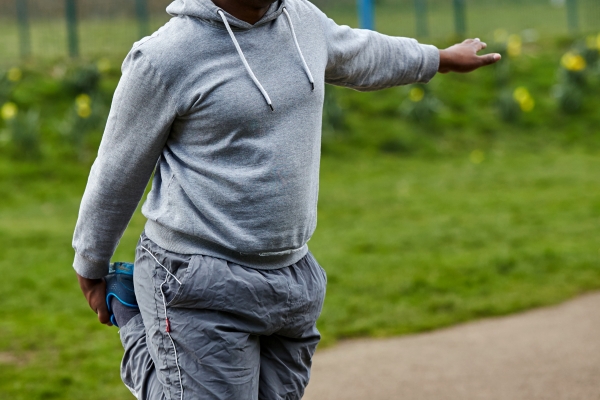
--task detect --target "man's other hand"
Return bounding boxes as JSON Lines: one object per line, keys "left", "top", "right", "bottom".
{"left": 438, "top": 38, "right": 501, "bottom": 73}
{"left": 76, "top": 273, "right": 113, "bottom": 326}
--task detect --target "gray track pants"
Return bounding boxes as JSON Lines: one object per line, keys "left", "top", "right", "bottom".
{"left": 119, "top": 234, "right": 327, "bottom": 400}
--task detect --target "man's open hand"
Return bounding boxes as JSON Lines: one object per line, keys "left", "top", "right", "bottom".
{"left": 438, "top": 38, "right": 501, "bottom": 74}
{"left": 76, "top": 273, "right": 113, "bottom": 326}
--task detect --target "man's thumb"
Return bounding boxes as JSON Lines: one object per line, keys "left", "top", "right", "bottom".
{"left": 482, "top": 53, "right": 502, "bottom": 65}
{"left": 96, "top": 301, "right": 112, "bottom": 325}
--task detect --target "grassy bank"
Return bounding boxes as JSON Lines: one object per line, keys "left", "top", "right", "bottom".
{"left": 1, "top": 147, "right": 600, "bottom": 398}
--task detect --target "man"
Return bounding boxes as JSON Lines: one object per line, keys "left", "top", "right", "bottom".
{"left": 73, "top": 0, "right": 500, "bottom": 398}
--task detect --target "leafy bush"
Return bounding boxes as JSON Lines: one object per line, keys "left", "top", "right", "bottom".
{"left": 552, "top": 35, "right": 600, "bottom": 114}
{"left": 2, "top": 36, "right": 600, "bottom": 162}
{"left": 398, "top": 84, "right": 443, "bottom": 123}
{"left": 0, "top": 102, "right": 40, "bottom": 158}
{"left": 0, "top": 61, "right": 115, "bottom": 161}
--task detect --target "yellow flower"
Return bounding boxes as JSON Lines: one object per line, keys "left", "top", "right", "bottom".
{"left": 76, "top": 93, "right": 91, "bottom": 107}
{"left": 470, "top": 149, "right": 484, "bottom": 164}
{"left": 7, "top": 67, "right": 22, "bottom": 82}
{"left": 507, "top": 34, "right": 522, "bottom": 58}
{"left": 494, "top": 29, "right": 508, "bottom": 44}
{"left": 513, "top": 87, "right": 535, "bottom": 112}
{"left": 76, "top": 94, "right": 92, "bottom": 118}
{"left": 97, "top": 58, "right": 111, "bottom": 74}
{"left": 520, "top": 97, "right": 535, "bottom": 112}
{"left": 409, "top": 87, "right": 425, "bottom": 102}
{"left": 513, "top": 87, "right": 529, "bottom": 103}
{"left": 1, "top": 102, "right": 18, "bottom": 120}
{"left": 561, "top": 52, "right": 586, "bottom": 71}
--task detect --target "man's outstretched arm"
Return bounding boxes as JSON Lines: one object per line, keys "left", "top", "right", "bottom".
{"left": 311, "top": 3, "right": 500, "bottom": 90}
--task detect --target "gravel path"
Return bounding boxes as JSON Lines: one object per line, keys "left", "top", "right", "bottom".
{"left": 304, "top": 292, "right": 600, "bottom": 400}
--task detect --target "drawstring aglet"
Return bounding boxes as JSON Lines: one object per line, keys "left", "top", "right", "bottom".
{"left": 269, "top": 104, "right": 274, "bottom": 111}
{"left": 166, "top": 317, "right": 171, "bottom": 333}
{"left": 283, "top": 7, "right": 316, "bottom": 95}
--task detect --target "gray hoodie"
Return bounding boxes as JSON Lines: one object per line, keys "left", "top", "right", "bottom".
{"left": 72, "top": 0, "right": 440, "bottom": 279}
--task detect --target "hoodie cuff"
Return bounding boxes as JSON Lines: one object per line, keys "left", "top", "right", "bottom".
{"left": 417, "top": 44, "right": 440, "bottom": 83}
{"left": 73, "top": 252, "right": 110, "bottom": 279}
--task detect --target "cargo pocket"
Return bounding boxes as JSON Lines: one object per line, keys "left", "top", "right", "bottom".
{"left": 152, "top": 253, "right": 194, "bottom": 307}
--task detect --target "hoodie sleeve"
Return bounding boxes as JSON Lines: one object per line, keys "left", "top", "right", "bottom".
{"left": 72, "top": 51, "right": 177, "bottom": 279}
{"left": 314, "top": 9, "right": 439, "bottom": 91}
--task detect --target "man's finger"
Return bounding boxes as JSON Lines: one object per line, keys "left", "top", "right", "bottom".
{"left": 95, "top": 287, "right": 113, "bottom": 325}
{"left": 97, "top": 304, "right": 113, "bottom": 326}
{"left": 472, "top": 40, "right": 486, "bottom": 52}
{"left": 480, "top": 53, "right": 501, "bottom": 66}
{"left": 91, "top": 279, "right": 112, "bottom": 325}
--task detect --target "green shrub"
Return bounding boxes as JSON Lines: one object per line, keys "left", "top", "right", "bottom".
{"left": 0, "top": 105, "right": 40, "bottom": 159}
{"left": 2, "top": 37, "right": 600, "bottom": 163}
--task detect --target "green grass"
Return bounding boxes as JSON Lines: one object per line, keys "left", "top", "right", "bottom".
{"left": 1, "top": 13, "right": 600, "bottom": 398}
{"left": 314, "top": 150, "right": 600, "bottom": 340}
{"left": 1, "top": 147, "right": 600, "bottom": 398}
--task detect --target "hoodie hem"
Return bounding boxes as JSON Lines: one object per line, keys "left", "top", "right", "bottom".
{"left": 144, "top": 220, "right": 309, "bottom": 270}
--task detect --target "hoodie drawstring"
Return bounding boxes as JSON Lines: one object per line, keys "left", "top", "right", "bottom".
{"left": 282, "top": 7, "right": 315, "bottom": 91}
{"left": 218, "top": 10, "right": 274, "bottom": 111}
{"left": 217, "top": 8, "right": 315, "bottom": 111}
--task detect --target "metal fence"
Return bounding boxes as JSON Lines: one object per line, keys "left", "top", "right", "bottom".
{"left": 1, "top": 0, "right": 599, "bottom": 66}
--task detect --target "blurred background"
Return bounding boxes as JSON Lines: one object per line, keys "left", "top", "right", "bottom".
{"left": 1, "top": 0, "right": 600, "bottom": 398}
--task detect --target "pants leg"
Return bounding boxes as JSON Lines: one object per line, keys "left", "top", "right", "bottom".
{"left": 258, "top": 252, "right": 326, "bottom": 400}
{"left": 119, "top": 314, "right": 166, "bottom": 400}
{"left": 258, "top": 328, "right": 321, "bottom": 400}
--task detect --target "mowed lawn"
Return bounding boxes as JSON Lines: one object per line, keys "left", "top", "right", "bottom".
{"left": 1, "top": 149, "right": 599, "bottom": 399}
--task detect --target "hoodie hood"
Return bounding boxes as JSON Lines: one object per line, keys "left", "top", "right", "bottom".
{"left": 166, "top": 0, "right": 313, "bottom": 111}
{"left": 167, "top": 0, "right": 286, "bottom": 30}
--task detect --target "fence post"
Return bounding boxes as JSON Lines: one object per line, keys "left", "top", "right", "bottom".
{"left": 135, "top": 0, "right": 150, "bottom": 38}
{"left": 414, "top": 0, "right": 428, "bottom": 37}
{"left": 16, "top": 0, "right": 31, "bottom": 58}
{"left": 566, "top": 0, "right": 579, "bottom": 34}
{"left": 357, "top": 0, "right": 374, "bottom": 30}
{"left": 65, "top": 0, "right": 79, "bottom": 57}
{"left": 453, "top": 0, "right": 467, "bottom": 38}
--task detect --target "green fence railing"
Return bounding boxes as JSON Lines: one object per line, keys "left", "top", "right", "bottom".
{"left": 65, "top": 0, "right": 78, "bottom": 57}
{"left": 1, "top": 0, "right": 600, "bottom": 66}
{"left": 566, "top": 0, "right": 580, "bottom": 34}
{"left": 15, "top": 0, "right": 31, "bottom": 58}
{"left": 452, "top": 0, "right": 467, "bottom": 38}
{"left": 414, "top": 0, "right": 428, "bottom": 38}
{"left": 135, "top": 0, "right": 150, "bottom": 38}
